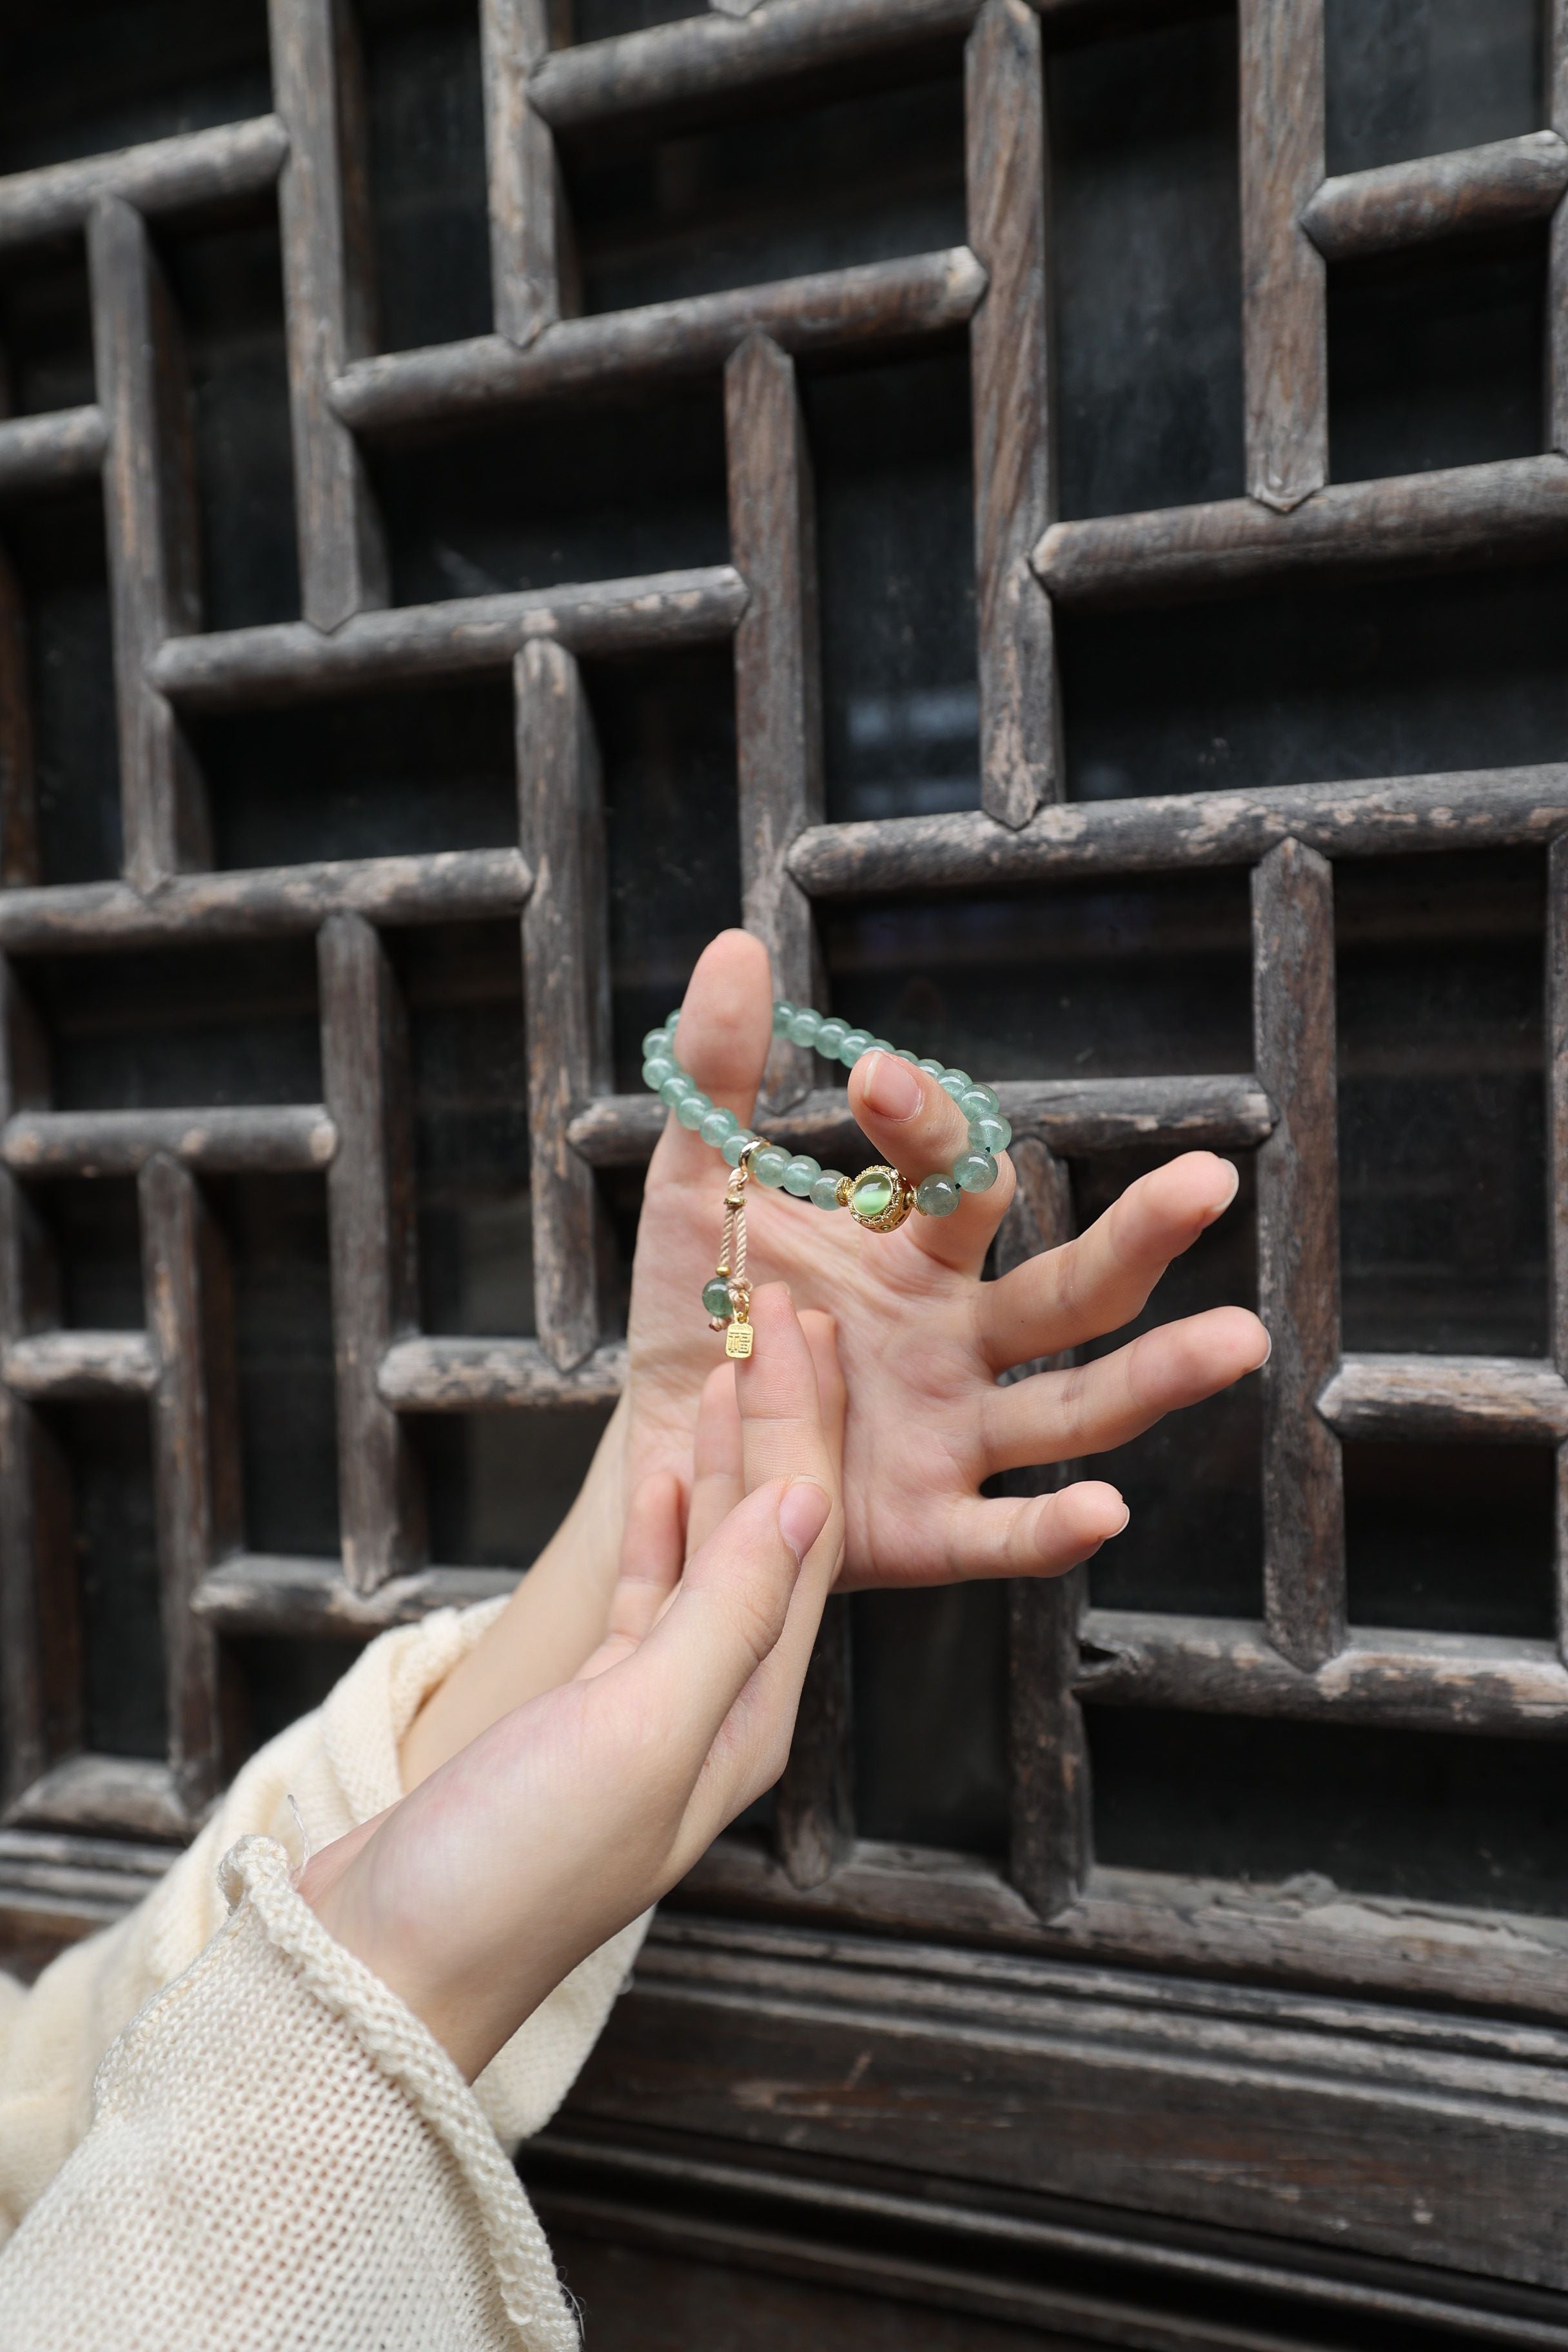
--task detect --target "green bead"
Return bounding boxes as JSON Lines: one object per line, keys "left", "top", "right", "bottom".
{"left": 752, "top": 1146, "right": 790, "bottom": 1187}
{"left": 850, "top": 1168, "right": 896, "bottom": 1221}
{"left": 958, "top": 1084, "right": 999, "bottom": 1120}
{"left": 838, "top": 1028, "right": 874, "bottom": 1066}
{"left": 772, "top": 1001, "right": 796, "bottom": 1036}
{"left": 788, "top": 1008, "right": 823, "bottom": 1047}
{"left": 870, "top": 1037, "right": 895, "bottom": 1055}
{"left": 700, "top": 1106, "right": 738, "bottom": 1146}
{"left": 970, "top": 1112, "right": 1012, "bottom": 1153}
{"left": 642, "top": 1055, "right": 676, "bottom": 1089}
{"left": 938, "top": 1070, "right": 972, "bottom": 1099}
{"left": 782, "top": 1153, "right": 820, "bottom": 1196}
{"left": 642, "top": 1026, "right": 672, "bottom": 1060}
{"left": 811, "top": 1170, "right": 846, "bottom": 1209}
{"left": 721, "top": 1128, "right": 758, "bottom": 1167}
{"left": 665, "top": 1009, "right": 683, "bottom": 1037}
{"left": 676, "top": 1091, "right": 711, "bottom": 1129}
{"left": 917, "top": 1058, "right": 945, "bottom": 1076}
{"left": 701, "top": 1277, "right": 734, "bottom": 1320}
{"left": 896, "top": 1048, "right": 920, "bottom": 1064}
{"left": 954, "top": 1148, "right": 998, "bottom": 1193}
{"left": 659, "top": 1073, "right": 694, "bottom": 1108}
{"left": 816, "top": 1017, "right": 848, "bottom": 1057}
{"left": 916, "top": 1172, "right": 960, "bottom": 1218}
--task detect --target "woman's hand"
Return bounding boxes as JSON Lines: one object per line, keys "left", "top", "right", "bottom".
{"left": 627, "top": 928, "right": 1269, "bottom": 1589}
{"left": 304, "top": 1286, "right": 844, "bottom": 2084}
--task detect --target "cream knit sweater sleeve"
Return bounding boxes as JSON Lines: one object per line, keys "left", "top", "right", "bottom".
{"left": 0, "top": 1601, "right": 649, "bottom": 2246}
{"left": 0, "top": 1836, "right": 580, "bottom": 2351}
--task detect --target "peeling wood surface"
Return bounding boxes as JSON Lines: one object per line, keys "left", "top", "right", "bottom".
{"left": 1318, "top": 1353, "right": 1568, "bottom": 1446}
{"left": 1302, "top": 131, "right": 1568, "bottom": 263}
{"left": 192, "top": 1553, "right": 518, "bottom": 1636}
{"left": 2, "top": 1329, "right": 158, "bottom": 1399}
{"left": 377, "top": 1335, "right": 626, "bottom": 1410}
{"left": 3, "top": 1106, "right": 338, "bottom": 1177}
{"left": 5, "top": 1755, "right": 191, "bottom": 1843}
{"left": 1239, "top": 0, "right": 1325, "bottom": 510}
{"left": 0, "top": 116, "right": 288, "bottom": 251}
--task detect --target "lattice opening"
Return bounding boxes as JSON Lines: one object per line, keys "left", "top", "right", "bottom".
{"left": 0, "top": 237, "right": 93, "bottom": 417}
{"left": 1344, "top": 1440, "right": 1556, "bottom": 1640}
{"left": 361, "top": 0, "right": 493, "bottom": 353}
{"left": 852, "top": 1578, "right": 1008, "bottom": 1857}
{"left": 24, "top": 939, "right": 322, "bottom": 1110}
{"left": 413, "top": 1400, "right": 614, "bottom": 1569}
{"left": 1324, "top": 0, "right": 1542, "bottom": 176}
{"left": 0, "top": 0, "right": 272, "bottom": 177}
{"left": 4, "top": 485, "right": 119, "bottom": 888}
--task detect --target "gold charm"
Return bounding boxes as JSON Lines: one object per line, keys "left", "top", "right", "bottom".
{"left": 725, "top": 1316, "right": 754, "bottom": 1358}
{"left": 703, "top": 1155, "right": 758, "bottom": 1353}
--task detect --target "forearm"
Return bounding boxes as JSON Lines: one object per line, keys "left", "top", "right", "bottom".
{"left": 398, "top": 1392, "right": 630, "bottom": 1790}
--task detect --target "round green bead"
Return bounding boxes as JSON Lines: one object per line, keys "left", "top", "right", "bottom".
{"left": 642, "top": 1055, "right": 676, "bottom": 1089}
{"left": 782, "top": 1153, "right": 820, "bottom": 1196}
{"left": 700, "top": 1106, "right": 738, "bottom": 1146}
{"left": 917, "top": 1058, "right": 945, "bottom": 1076}
{"left": 665, "top": 1009, "right": 683, "bottom": 1037}
{"left": 958, "top": 1084, "right": 999, "bottom": 1120}
{"left": 752, "top": 1146, "right": 790, "bottom": 1187}
{"left": 969, "top": 1112, "right": 1012, "bottom": 1153}
{"left": 838, "top": 1029, "right": 874, "bottom": 1066}
{"left": 870, "top": 1037, "right": 895, "bottom": 1055}
{"left": 896, "top": 1048, "right": 920, "bottom": 1064}
{"left": 721, "top": 1128, "right": 758, "bottom": 1167}
{"left": 916, "top": 1172, "right": 961, "bottom": 1218}
{"left": 938, "top": 1070, "right": 972, "bottom": 1099}
{"left": 788, "top": 1008, "right": 823, "bottom": 1046}
{"left": 771, "top": 1000, "right": 796, "bottom": 1036}
{"left": 954, "top": 1148, "right": 998, "bottom": 1193}
{"left": 676, "top": 1090, "right": 711, "bottom": 1129}
{"left": 701, "top": 1277, "right": 734, "bottom": 1320}
{"left": 816, "top": 1017, "right": 848, "bottom": 1057}
{"left": 659, "top": 1073, "right": 694, "bottom": 1108}
{"left": 810, "top": 1170, "right": 846, "bottom": 1210}
{"left": 642, "top": 1026, "right": 672, "bottom": 1060}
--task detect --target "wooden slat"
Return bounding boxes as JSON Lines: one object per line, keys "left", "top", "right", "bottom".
{"left": 331, "top": 251, "right": 987, "bottom": 435}
{"left": 1253, "top": 838, "right": 1342, "bottom": 1669}
{"left": 788, "top": 769, "right": 1568, "bottom": 897}
{"left": 1239, "top": 0, "right": 1325, "bottom": 511}
{"left": 88, "top": 196, "right": 206, "bottom": 892}
{"left": 997, "top": 1136, "right": 1088, "bottom": 1917}
{"left": 0, "top": 848, "right": 532, "bottom": 954}
{"left": 6, "top": 1755, "right": 190, "bottom": 1842}
{"left": 1318, "top": 1354, "right": 1568, "bottom": 1447}
{"left": 1302, "top": 132, "right": 1568, "bottom": 264}
{"left": 1077, "top": 1612, "right": 1568, "bottom": 1737}
{"left": 0, "top": 116, "right": 289, "bottom": 251}
{"left": 3, "top": 1330, "right": 158, "bottom": 1399}
{"left": 775, "top": 1599, "right": 853, "bottom": 1890}
{"left": 5, "top": 1106, "right": 337, "bottom": 1179}
{"left": 482, "top": 0, "right": 562, "bottom": 348}
{"left": 193, "top": 1553, "right": 516, "bottom": 1636}
{"left": 268, "top": 0, "right": 387, "bottom": 629}
{"left": 152, "top": 565, "right": 747, "bottom": 709}
{"left": 378, "top": 1335, "right": 626, "bottom": 1409}
{"left": 517, "top": 641, "right": 611, "bottom": 1370}
{"left": 1550, "top": 0, "right": 1568, "bottom": 455}
{"left": 0, "top": 544, "right": 36, "bottom": 888}
{"left": 966, "top": 0, "right": 1055, "bottom": 827}
{"left": 1550, "top": 835, "right": 1568, "bottom": 1660}
{"left": 318, "top": 913, "right": 425, "bottom": 1589}
{"left": 1034, "top": 455, "right": 1568, "bottom": 608}
{"left": 569, "top": 1076, "right": 1276, "bottom": 1168}
{"left": 140, "top": 1155, "right": 239, "bottom": 1817}
{"left": 0, "top": 407, "right": 106, "bottom": 503}
{"left": 725, "top": 333, "right": 822, "bottom": 1109}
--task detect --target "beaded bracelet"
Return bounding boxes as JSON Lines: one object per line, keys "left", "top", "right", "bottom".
{"left": 641, "top": 999, "right": 1012, "bottom": 1355}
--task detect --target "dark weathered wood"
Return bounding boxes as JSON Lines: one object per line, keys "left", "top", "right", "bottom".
{"left": 5, "top": 1106, "right": 337, "bottom": 1179}
{"left": 6, "top": 1755, "right": 191, "bottom": 1843}
{"left": 0, "top": 116, "right": 289, "bottom": 251}
{"left": 268, "top": 0, "right": 387, "bottom": 629}
{"left": 776, "top": 1600, "right": 852, "bottom": 1889}
{"left": 790, "top": 769, "right": 1568, "bottom": 898}
{"left": 333, "top": 251, "right": 988, "bottom": 434}
{"left": 1253, "top": 839, "right": 1342, "bottom": 1671}
{"left": 1550, "top": 834, "right": 1568, "bottom": 1659}
{"left": 0, "top": 849, "right": 532, "bottom": 955}
{"left": 2, "top": 1330, "right": 158, "bottom": 1399}
{"left": 88, "top": 195, "right": 207, "bottom": 890}
{"left": 1077, "top": 1612, "right": 1568, "bottom": 1738}
{"left": 1550, "top": 1, "right": 1568, "bottom": 455}
{"left": 1239, "top": 0, "right": 1324, "bottom": 511}
{"left": 996, "top": 1137, "right": 1088, "bottom": 1917}
{"left": 725, "top": 334, "right": 822, "bottom": 1108}
{"left": 569, "top": 1076, "right": 1275, "bottom": 1168}
{"left": 0, "top": 545, "right": 36, "bottom": 888}
{"left": 139, "top": 1155, "right": 240, "bottom": 1818}
{"left": 0, "top": 407, "right": 106, "bottom": 504}
{"left": 318, "top": 913, "right": 425, "bottom": 1589}
{"left": 1317, "top": 1353, "right": 1568, "bottom": 1447}
{"left": 153, "top": 566, "right": 747, "bottom": 709}
{"left": 192, "top": 1553, "right": 517, "bottom": 1636}
{"left": 1034, "top": 455, "right": 1568, "bottom": 608}
{"left": 1302, "top": 132, "right": 1568, "bottom": 264}
{"left": 966, "top": 0, "right": 1056, "bottom": 827}
{"left": 517, "top": 641, "right": 610, "bottom": 1370}
{"left": 482, "top": 0, "right": 562, "bottom": 347}
{"left": 377, "top": 1335, "right": 626, "bottom": 1409}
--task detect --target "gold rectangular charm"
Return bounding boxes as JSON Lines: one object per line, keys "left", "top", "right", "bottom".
{"left": 725, "top": 1320, "right": 754, "bottom": 1358}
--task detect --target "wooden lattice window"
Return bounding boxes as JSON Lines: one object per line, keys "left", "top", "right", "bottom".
{"left": 3, "top": 0, "right": 1568, "bottom": 2338}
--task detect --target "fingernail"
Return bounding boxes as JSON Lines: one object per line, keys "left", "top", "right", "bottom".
{"left": 859, "top": 1050, "right": 921, "bottom": 1121}
{"left": 1202, "top": 1161, "right": 1240, "bottom": 1222}
{"left": 1257, "top": 1325, "right": 1273, "bottom": 1367}
{"left": 1111, "top": 1505, "right": 1131, "bottom": 1536}
{"left": 778, "top": 1479, "right": 831, "bottom": 1564}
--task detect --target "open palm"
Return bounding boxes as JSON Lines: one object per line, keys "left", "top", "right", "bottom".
{"left": 625, "top": 930, "right": 1268, "bottom": 1591}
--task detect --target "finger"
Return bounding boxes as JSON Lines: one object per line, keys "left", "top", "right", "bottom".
{"left": 847, "top": 1050, "right": 1015, "bottom": 1273}
{"left": 979, "top": 1152, "right": 1241, "bottom": 1371}
{"left": 685, "top": 1362, "right": 745, "bottom": 1560}
{"left": 733, "top": 1284, "right": 843, "bottom": 1519}
{"left": 799, "top": 1308, "right": 847, "bottom": 1478}
{"left": 981, "top": 1305, "right": 1269, "bottom": 1473}
{"left": 933, "top": 1482, "right": 1131, "bottom": 1583}
{"left": 648, "top": 928, "right": 773, "bottom": 1189}
{"left": 576, "top": 1467, "right": 685, "bottom": 1681}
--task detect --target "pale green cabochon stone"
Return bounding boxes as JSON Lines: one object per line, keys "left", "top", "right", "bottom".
{"left": 851, "top": 1169, "right": 896, "bottom": 1220}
